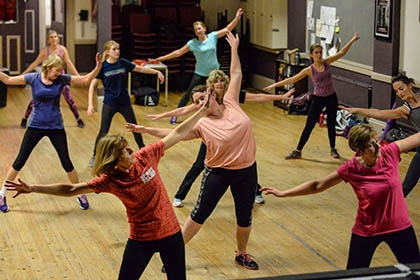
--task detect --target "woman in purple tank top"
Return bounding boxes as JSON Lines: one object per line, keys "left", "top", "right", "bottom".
{"left": 20, "top": 30, "right": 85, "bottom": 129}
{"left": 264, "top": 32, "right": 359, "bottom": 160}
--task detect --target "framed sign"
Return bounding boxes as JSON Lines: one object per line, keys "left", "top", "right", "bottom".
{"left": 375, "top": 0, "right": 391, "bottom": 38}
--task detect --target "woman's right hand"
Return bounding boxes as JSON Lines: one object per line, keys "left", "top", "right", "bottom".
{"left": 4, "top": 179, "right": 32, "bottom": 198}
{"left": 263, "top": 83, "right": 276, "bottom": 91}
{"left": 87, "top": 105, "right": 95, "bottom": 116}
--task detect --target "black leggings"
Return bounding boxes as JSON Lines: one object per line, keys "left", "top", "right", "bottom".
{"left": 118, "top": 231, "right": 185, "bottom": 280}
{"left": 346, "top": 226, "right": 420, "bottom": 269}
{"left": 177, "top": 73, "right": 208, "bottom": 108}
{"left": 13, "top": 127, "right": 74, "bottom": 172}
{"left": 93, "top": 103, "right": 144, "bottom": 155}
{"left": 175, "top": 142, "right": 262, "bottom": 200}
{"left": 191, "top": 163, "right": 257, "bottom": 227}
{"left": 297, "top": 93, "right": 338, "bottom": 151}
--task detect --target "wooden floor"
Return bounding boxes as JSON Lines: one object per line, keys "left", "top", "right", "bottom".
{"left": 1, "top": 85, "right": 419, "bottom": 280}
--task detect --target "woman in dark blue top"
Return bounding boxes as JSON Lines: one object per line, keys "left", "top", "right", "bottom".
{"left": 0, "top": 53, "right": 102, "bottom": 213}
{"left": 87, "top": 40, "right": 165, "bottom": 168}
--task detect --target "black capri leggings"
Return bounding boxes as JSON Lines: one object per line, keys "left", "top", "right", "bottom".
{"left": 191, "top": 162, "right": 257, "bottom": 227}
{"left": 13, "top": 127, "right": 74, "bottom": 172}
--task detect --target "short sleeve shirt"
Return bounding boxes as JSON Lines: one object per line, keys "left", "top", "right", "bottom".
{"left": 87, "top": 141, "right": 181, "bottom": 241}
{"left": 336, "top": 143, "right": 412, "bottom": 237}
{"left": 96, "top": 58, "right": 135, "bottom": 106}
{"left": 187, "top": 31, "right": 220, "bottom": 77}
{"left": 24, "top": 72, "right": 71, "bottom": 129}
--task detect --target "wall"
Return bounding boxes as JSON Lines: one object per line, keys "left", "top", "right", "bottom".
{"left": 400, "top": 0, "right": 420, "bottom": 83}
{"left": 200, "top": 0, "right": 240, "bottom": 31}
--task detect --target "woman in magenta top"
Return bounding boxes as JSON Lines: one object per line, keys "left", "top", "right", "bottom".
{"left": 261, "top": 124, "right": 420, "bottom": 268}
{"left": 264, "top": 33, "right": 360, "bottom": 160}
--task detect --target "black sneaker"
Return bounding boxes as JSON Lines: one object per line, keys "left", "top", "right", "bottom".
{"left": 330, "top": 148, "right": 340, "bottom": 159}
{"left": 235, "top": 251, "right": 259, "bottom": 270}
{"left": 20, "top": 118, "right": 27, "bottom": 128}
{"left": 285, "top": 149, "right": 302, "bottom": 160}
{"left": 77, "top": 119, "right": 85, "bottom": 128}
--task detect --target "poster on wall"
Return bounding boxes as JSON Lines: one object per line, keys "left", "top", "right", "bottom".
{"left": 374, "top": 0, "right": 391, "bottom": 38}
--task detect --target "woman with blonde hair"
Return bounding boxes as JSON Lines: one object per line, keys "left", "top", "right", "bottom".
{"left": 5, "top": 100, "right": 209, "bottom": 279}
{"left": 20, "top": 30, "right": 85, "bottom": 128}
{"left": 87, "top": 40, "right": 165, "bottom": 167}
{"left": 0, "top": 52, "right": 102, "bottom": 213}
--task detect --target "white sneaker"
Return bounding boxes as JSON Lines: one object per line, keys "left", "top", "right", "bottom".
{"left": 172, "top": 198, "right": 183, "bottom": 207}
{"left": 254, "top": 195, "right": 265, "bottom": 204}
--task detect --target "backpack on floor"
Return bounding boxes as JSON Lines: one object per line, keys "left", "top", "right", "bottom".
{"left": 134, "top": 87, "right": 160, "bottom": 106}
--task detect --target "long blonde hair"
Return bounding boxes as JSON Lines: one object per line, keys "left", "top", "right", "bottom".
{"left": 102, "top": 40, "right": 119, "bottom": 62}
{"left": 92, "top": 134, "right": 128, "bottom": 176}
{"left": 41, "top": 53, "right": 66, "bottom": 75}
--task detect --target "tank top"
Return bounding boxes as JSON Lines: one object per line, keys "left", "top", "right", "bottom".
{"left": 403, "top": 97, "right": 420, "bottom": 131}
{"left": 310, "top": 62, "right": 336, "bottom": 97}
{"left": 47, "top": 45, "right": 65, "bottom": 74}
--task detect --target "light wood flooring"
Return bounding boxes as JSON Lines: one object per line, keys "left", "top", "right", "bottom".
{"left": 0, "top": 85, "right": 419, "bottom": 280}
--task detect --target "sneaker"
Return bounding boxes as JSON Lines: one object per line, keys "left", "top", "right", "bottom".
{"left": 20, "top": 118, "right": 27, "bottom": 128}
{"left": 77, "top": 194, "right": 90, "bottom": 210}
{"left": 170, "top": 116, "right": 177, "bottom": 125}
{"left": 331, "top": 148, "right": 340, "bottom": 159}
{"left": 235, "top": 251, "right": 259, "bottom": 270}
{"left": 0, "top": 195, "right": 9, "bottom": 213}
{"left": 77, "top": 119, "right": 85, "bottom": 128}
{"left": 88, "top": 156, "right": 95, "bottom": 168}
{"left": 254, "top": 195, "right": 265, "bottom": 204}
{"left": 285, "top": 149, "right": 302, "bottom": 160}
{"left": 172, "top": 198, "right": 183, "bottom": 207}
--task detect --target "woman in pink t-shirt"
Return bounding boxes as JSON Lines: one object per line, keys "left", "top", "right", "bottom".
{"left": 261, "top": 124, "right": 420, "bottom": 269}
{"left": 5, "top": 104, "right": 208, "bottom": 280}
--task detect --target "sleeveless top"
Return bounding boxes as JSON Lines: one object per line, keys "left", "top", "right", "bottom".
{"left": 403, "top": 96, "right": 420, "bottom": 131}
{"left": 47, "top": 45, "right": 65, "bottom": 74}
{"left": 310, "top": 62, "right": 336, "bottom": 97}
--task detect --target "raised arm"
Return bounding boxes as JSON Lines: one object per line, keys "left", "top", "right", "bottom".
{"left": 147, "top": 104, "right": 197, "bottom": 120}
{"left": 325, "top": 32, "right": 360, "bottom": 65}
{"left": 217, "top": 8, "right": 243, "bottom": 38}
{"left": 161, "top": 94, "right": 208, "bottom": 150}
{"left": 338, "top": 105, "right": 409, "bottom": 120}
{"left": 261, "top": 171, "right": 342, "bottom": 198}
{"left": 153, "top": 44, "right": 190, "bottom": 62}
{"left": 87, "top": 78, "right": 99, "bottom": 116}
{"left": 245, "top": 88, "right": 295, "bottom": 103}
{"left": 224, "top": 31, "right": 241, "bottom": 101}
{"left": 70, "top": 53, "right": 102, "bottom": 86}
{"left": 5, "top": 179, "right": 93, "bottom": 199}
{"left": 0, "top": 72, "right": 26, "bottom": 85}
{"left": 133, "top": 65, "right": 164, "bottom": 84}
{"left": 263, "top": 67, "right": 311, "bottom": 92}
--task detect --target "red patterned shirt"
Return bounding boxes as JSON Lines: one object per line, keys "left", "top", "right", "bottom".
{"left": 87, "top": 141, "right": 181, "bottom": 241}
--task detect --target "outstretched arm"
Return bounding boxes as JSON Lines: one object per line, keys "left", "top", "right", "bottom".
{"left": 70, "top": 53, "right": 102, "bottom": 86}
{"left": 153, "top": 44, "right": 190, "bottom": 62}
{"left": 126, "top": 124, "right": 174, "bottom": 138}
{"left": 217, "top": 8, "right": 243, "bottom": 38}
{"left": 162, "top": 97, "right": 208, "bottom": 150}
{"left": 61, "top": 46, "right": 80, "bottom": 75}
{"left": 5, "top": 179, "right": 93, "bottom": 199}
{"left": 338, "top": 104, "right": 409, "bottom": 120}
{"left": 245, "top": 88, "right": 295, "bottom": 103}
{"left": 325, "top": 32, "right": 360, "bottom": 65}
{"left": 147, "top": 104, "right": 197, "bottom": 120}
{"left": 0, "top": 72, "right": 26, "bottom": 85}
{"left": 22, "top": 48, "right": 48, "bottom": 74}
{"left": 261, "top": 171, "right": 342, "bottom": 198}
{"left": 396, "top": 131, "right": 420, "bottom": 153}
{"left": 133, "top": 65, "right": 165, "bottom": 84}
{"left": 263, "top": 67, "right": 311, "bottom": 92}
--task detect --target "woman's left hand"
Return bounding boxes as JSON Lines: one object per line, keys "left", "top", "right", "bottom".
{"left": 225, "top": 31, "right": 239, "bottom": 49}
{"left": 157, "top": 71, "right": 165, "bottom": 84}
